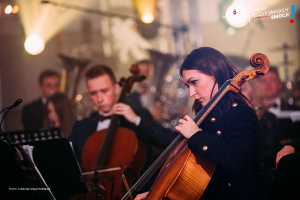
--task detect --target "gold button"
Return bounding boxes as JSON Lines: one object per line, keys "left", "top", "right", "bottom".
{"left": 211, "top": 118, "right": 216, "bottom": 123}
{"left": 227, "top": 183, "right": 232, "bottom": 187}
{"left": 216, "top": 130, "right": 221, "bottom": 136}
{"left": 202, "top": 146, "right": 208, "bottom": 151}
{"left": 232, "top": 102, "right": 238, "bottom": 107}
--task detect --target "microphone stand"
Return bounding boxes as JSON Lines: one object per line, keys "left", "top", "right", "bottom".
{"left": 0, "top": 99, "right": 22, "bottom": 149}
{"left": 92, "top": 170, "right": 102, "bottom": 200}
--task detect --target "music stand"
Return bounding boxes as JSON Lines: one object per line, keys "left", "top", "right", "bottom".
{"left": 0, "top": 140, "right": 56, "bottom": 200}
{"left": 22, "top": 138, "right": 88, "bottom": 197}
{"left": 3, "top": 128, "right": 62, "bottom": 144}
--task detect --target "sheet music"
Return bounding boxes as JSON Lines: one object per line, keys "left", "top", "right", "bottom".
{"left": 22, "top": 145, "right": 56, "bottom": 200}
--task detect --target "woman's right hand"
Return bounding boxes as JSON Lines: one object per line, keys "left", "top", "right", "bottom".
{"left": 134, "top": 192, "right": 149, "bottom": 200}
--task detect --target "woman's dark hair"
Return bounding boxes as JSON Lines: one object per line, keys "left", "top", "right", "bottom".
{"left": 45, "top": 93, "right": 76, "bottom": 138}
{"left": 180, "top": 47, "right": 247, "bottom": 115}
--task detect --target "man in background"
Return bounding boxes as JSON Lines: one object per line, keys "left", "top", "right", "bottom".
{"left": 124, "top": 60, "right": 163, "bottom": 122}
{"left": 22, "top": 69, "right": 60, "bottom": 129}
{"left": 259, "top": 66, "right": 300, "bottom": 146}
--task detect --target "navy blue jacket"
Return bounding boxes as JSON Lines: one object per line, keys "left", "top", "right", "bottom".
{"left": 188, "top": 101, "right": 262, "bottom": 200}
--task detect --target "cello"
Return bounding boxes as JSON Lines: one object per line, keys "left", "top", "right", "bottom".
{"left": 121, "top": 53, "right": 270, "bottom": 200}
{"left": 80, "top": 64, "right": 147, "bottom": 200}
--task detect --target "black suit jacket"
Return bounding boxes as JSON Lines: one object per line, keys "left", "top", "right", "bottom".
{"left": 22, "top": 98, "right": 44, "bottom": 130}
{"left": 124, "top": 92, "right": 143, "bottom": 110}
{"left": 277, "top": 98, "right": 300, "bottom": 142}
{"left": 188, "top": 101, "right": 262, "bottom": 200}
{"left": 259, "top": 111, "right": 279, "bottom": 171}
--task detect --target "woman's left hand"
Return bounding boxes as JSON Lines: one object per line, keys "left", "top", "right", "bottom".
{"left": 175, "top": 115, "right": 202, "bottom": 139}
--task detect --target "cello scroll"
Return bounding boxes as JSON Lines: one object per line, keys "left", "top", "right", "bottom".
{"left": 229, "top": 53, "right": 270, "bottom": 93}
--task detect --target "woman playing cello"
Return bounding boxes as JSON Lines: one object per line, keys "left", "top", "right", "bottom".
{"left": 135, "top": 47, "right": 263, "bottom": 200}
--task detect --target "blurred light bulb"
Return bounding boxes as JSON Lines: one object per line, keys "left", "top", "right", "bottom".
{"left": 287, "top": 82, "right": 292, "bottom": 89}
{"left": 225, "top": 5, "right": 248, "bottom": 28}
{"left": 142, "top": 12, "right": 154, "bottom": 23}
{"left": 12, "top": 5, "right": 19, "bottom": 14}
{"left": 24, "top": 34, "right": 45, "bottom": 55}
{"left": 76, "top": 94, "right": 83, "bottom": 102}
{"left": 227, "top": 27, "right": 236, "bottom": 35}
{"left": 5, "top": 5, "right": 12, "bottom": 14}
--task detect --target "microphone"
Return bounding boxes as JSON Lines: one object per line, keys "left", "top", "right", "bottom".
{"left": 8, "top": 99, "right": 22, "bottom": 109}
{"left": 0, "top": 99, "right": 22, "bottom": 140}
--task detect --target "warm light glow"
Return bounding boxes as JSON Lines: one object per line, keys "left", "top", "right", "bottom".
{"left": 12, "top": 5, "right": 19, "bottom": 14}
{"left": 24, "top": 34, "right": 45, "bottom": 55}
{"left": 5, "top": 5, "right": 12, "bottom": 14}
{"left": 225, "top": 4, "right": 248, "bottom": 28}
{"left": 16, "top": 0, "right": 95, "bottom": 48}
{"left": 287, "top": 82, "right": 292, "bottom": 89}
{"left": 142, "top": 12, "right": 154, "bottom": 23}
{"left": 132, "top": 0, "right": 157, "bottom": 24}
{"left": 76, "top": 94, "right": 83, "bottom": 102}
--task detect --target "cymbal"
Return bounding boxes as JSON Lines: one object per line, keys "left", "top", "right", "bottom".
{"left": 269, "top": 43, "right": 299, "bottom": 52}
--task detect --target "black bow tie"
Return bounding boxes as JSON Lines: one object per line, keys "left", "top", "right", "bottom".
{"left": 99, "top": 114, "right": 111, "bottom": 122}
{"left": 269, "top": 103, "right": 278, "bottom": 108}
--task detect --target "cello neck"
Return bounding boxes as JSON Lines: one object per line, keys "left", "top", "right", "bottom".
{"left": 94, "top": 82, "right": 130, "bottom": 169}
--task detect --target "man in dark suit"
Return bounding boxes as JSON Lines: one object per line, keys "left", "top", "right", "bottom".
{"left": 68, "top": 64, "right": 176, "bottom": 191}
{"left": 260, "top": 66, "right": 300, "bottom": 145}
{"left": 124, "top": 60, "right": 163, "bottom": 122}
{"left": 22, "top": 69, "right": 60, "bottom": 129}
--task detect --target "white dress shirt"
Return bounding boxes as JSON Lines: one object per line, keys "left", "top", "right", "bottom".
{"left": 269, "top": 97, "right": 281, "bottom": 114}
{"left": 96, "top": 111, "right": 141, "bottom": 131}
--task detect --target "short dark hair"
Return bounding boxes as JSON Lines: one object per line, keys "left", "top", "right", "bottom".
{"left": 39, "top": 69, "right": 60, "bottom": 85}
{"left": 268, "top": 66, "right": 280, "bottom": 80}
{"left": 85, "top": 64, "right": 117, "bottom": 84}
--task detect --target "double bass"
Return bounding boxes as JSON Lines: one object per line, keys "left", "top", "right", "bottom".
{"left": 80, "top": 64, "right": 146, "bottom": 200}
{"left": 121, "top": 53, "right": 270, "bottom": 200}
